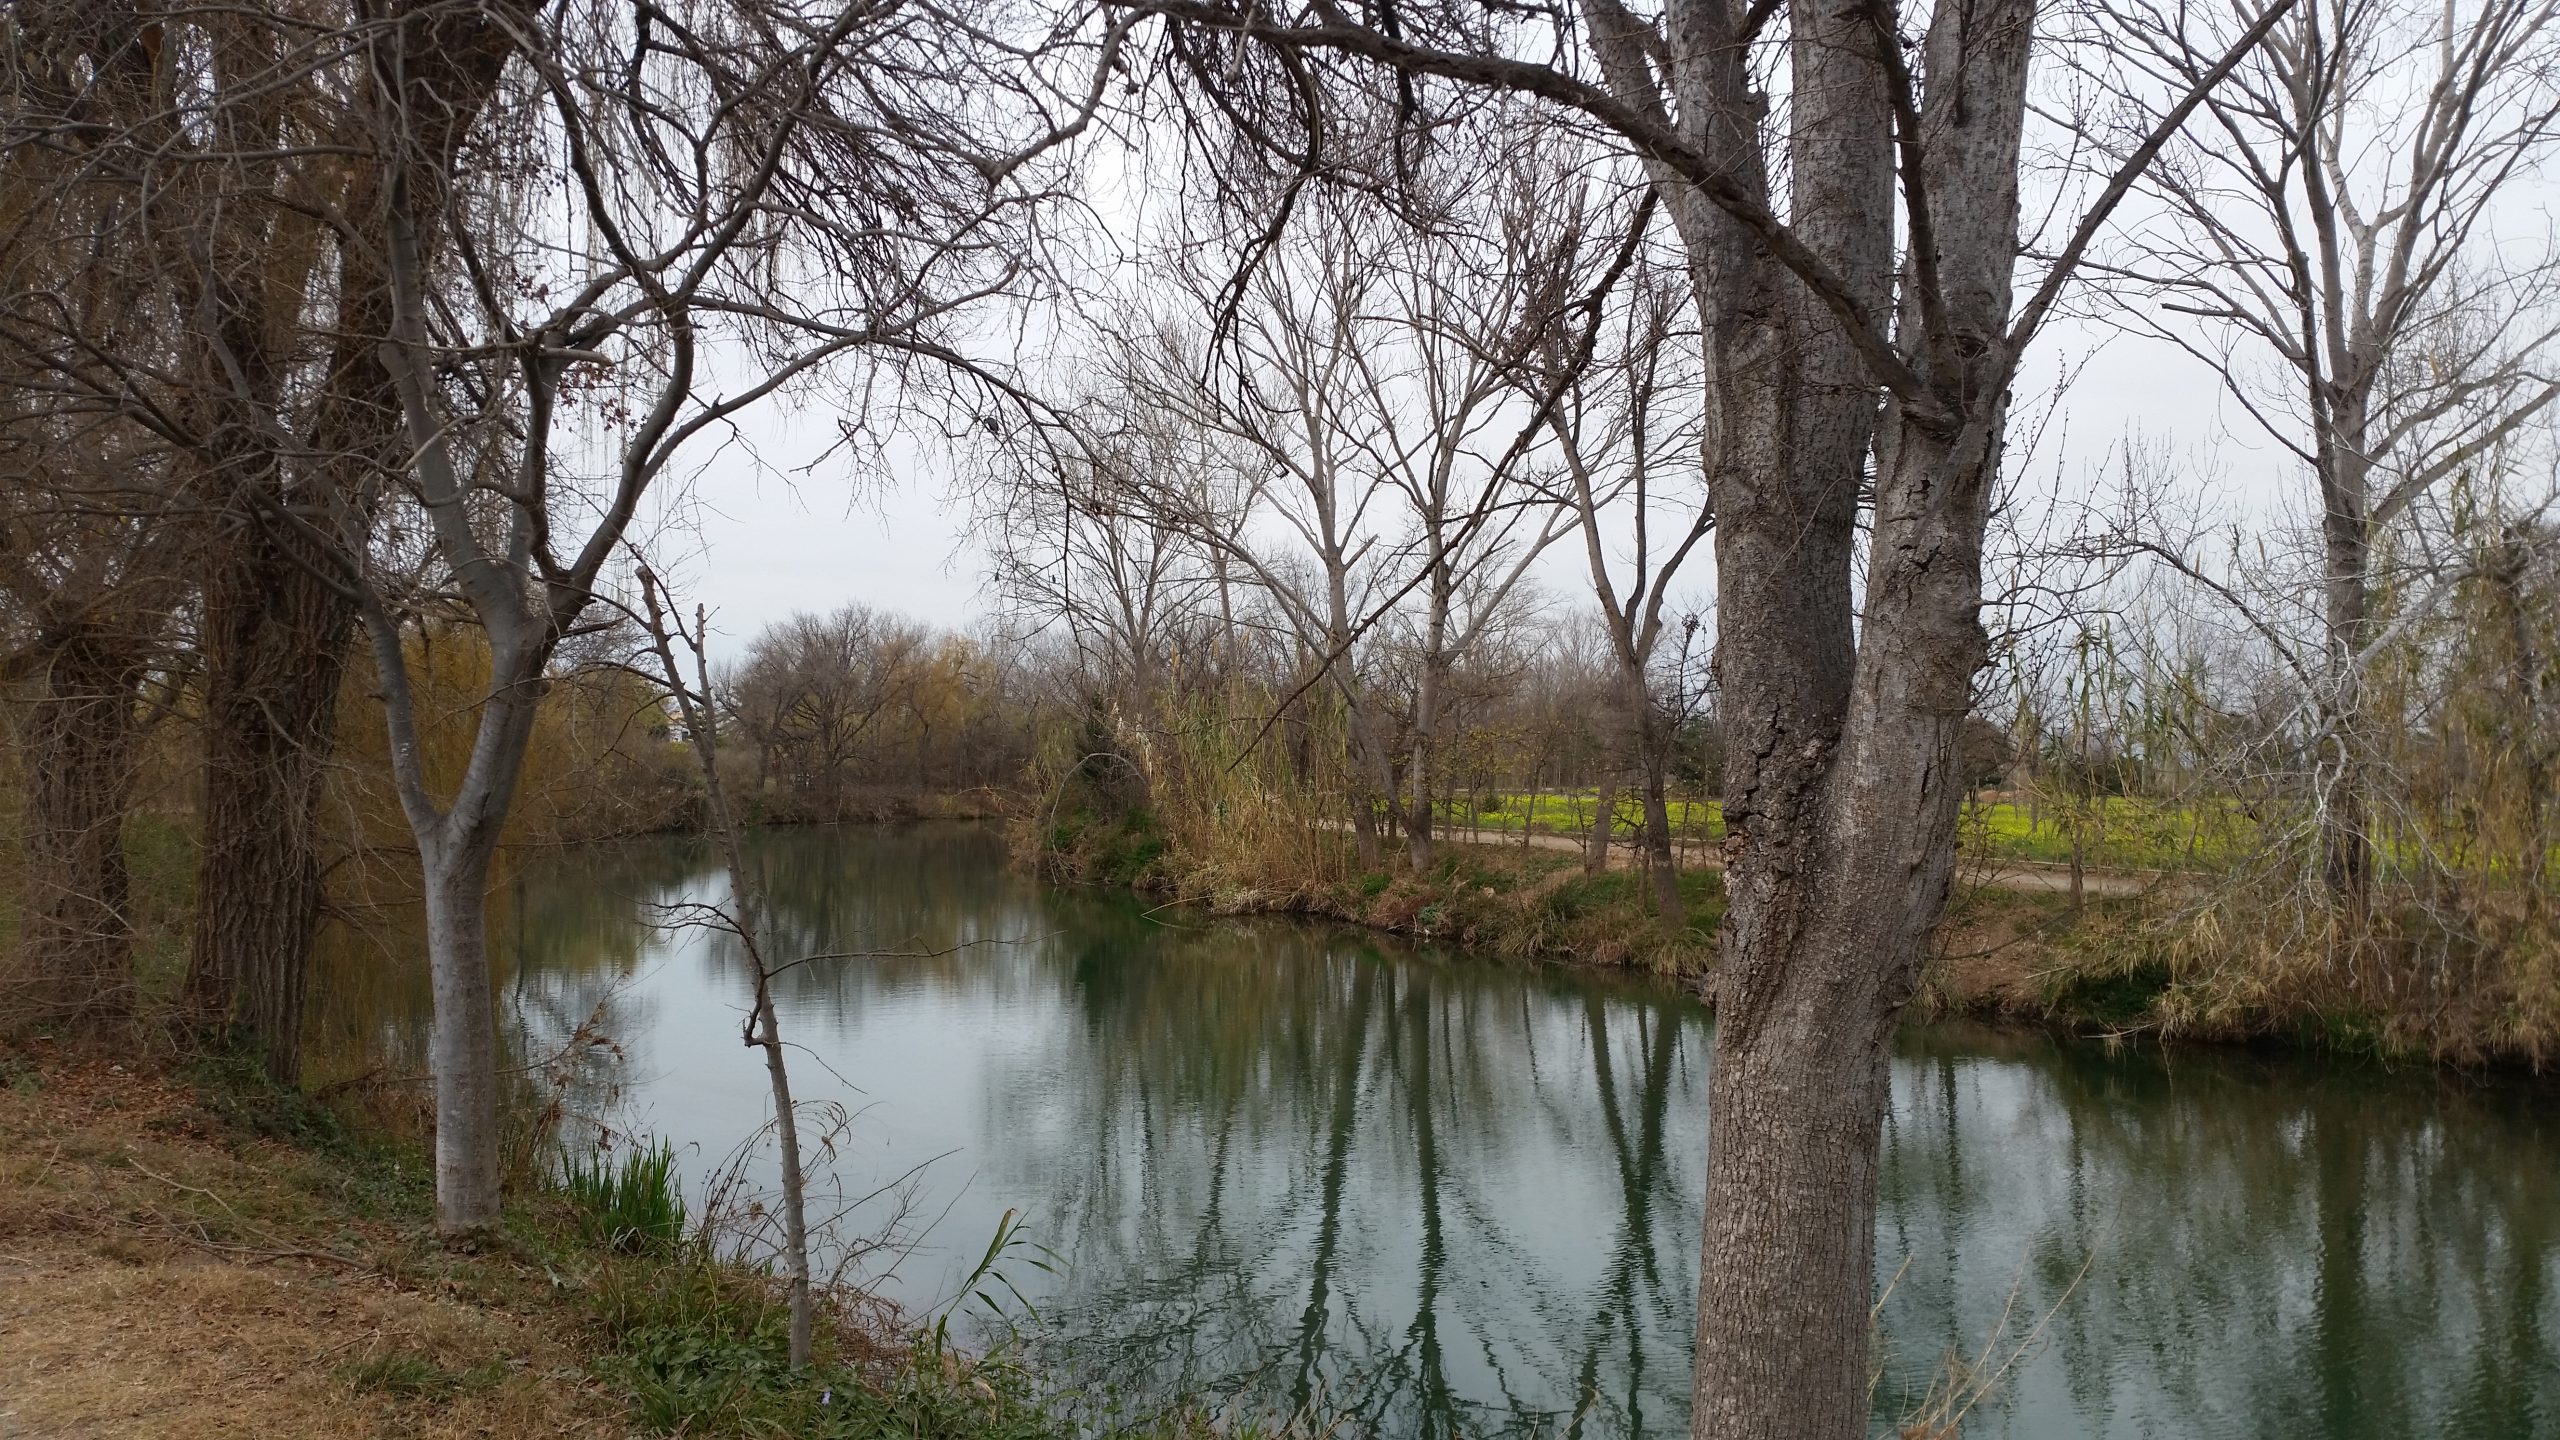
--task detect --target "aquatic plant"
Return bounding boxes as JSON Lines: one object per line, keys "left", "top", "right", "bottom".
{"left": 559, "top": 1136, "right": 687, "bottom": 1255}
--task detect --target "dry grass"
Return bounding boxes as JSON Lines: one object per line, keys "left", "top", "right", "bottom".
{"left": 0, "top": 1048, "right": 614, "bottom": 1439}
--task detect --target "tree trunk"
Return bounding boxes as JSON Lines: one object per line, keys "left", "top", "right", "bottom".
{"left": 1403, "top": 772, "right": 1435, "bottom": 870}
{"left": 1641, "top": 772, "right": 1682, "bottom": 922}
{"left": 1693, "top": 409, "right": 1999, "bottom": 1437}
{"left": 422, "top": 834, "right": 502, "bottom": 1234}
{"left": 178, "top": 0, "right": 504, "bottom": 1087}
{"left": 1585, "top": 778, "right": 1615, "bottom": 876}
{"left": 184, "top": 527, "right": 356, "bottom": 1085}
{"left": 1351, "top": 799, "right": 1382, "bottom": 869}
{"left": 6, "top": 632, "right": 145, "bottom": 1033}
{"left": 1679, "top": 0, "right": 2026, "bottom": 1430}
{"left": 756, "top": 971, "right": 813, "bottom": 1364}
{"left": 1341, "top": 694, "right": 1387, "bottom": 869}
{"left": 1405, "top": 651, "right": 1443, "bottom": 871}
{"left": 2319, "top": 505, "right": 2372, "bottom": 909}
{"left": 1622, "top": 665, "right": 1684, "bottom": 923}
{"left": 639, "top": 578, "right": 814, "bottom": 1365}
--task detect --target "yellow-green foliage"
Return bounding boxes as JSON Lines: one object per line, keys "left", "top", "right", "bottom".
{"left": 1029, "top": 683, "right": 1353, "bottom": 909}
{"left": 1444, "top": 791, "right": 1719, "bottom": 844}
{"left": 1956, "top": 798, "right": 2251, "bottom": 871}
{"left": 333, "top": 624, "right": 697, "bottom": 858}
{"left": 1443, "top": 789, "right": 2243, "bottom": 872}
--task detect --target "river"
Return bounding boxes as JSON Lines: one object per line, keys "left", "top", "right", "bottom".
{"left": 312, "top": 822, "right": 2560, "bottom": 1438}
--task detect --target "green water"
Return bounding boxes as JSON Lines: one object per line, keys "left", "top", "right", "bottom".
{"left": 315, "top": 823, "right": 2560, "bottom": 1437}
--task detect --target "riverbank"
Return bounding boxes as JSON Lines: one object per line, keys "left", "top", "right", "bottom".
{"left": 1029, "top": 811, "right": 2560, "bottom": 1070}
{"left": 0, "top": 1046, "right": 1248, "bottom": 1439}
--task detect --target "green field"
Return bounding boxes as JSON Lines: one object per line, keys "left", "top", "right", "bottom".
{"left": 1437, "top": 791, "right": 2234, "bottom": 872}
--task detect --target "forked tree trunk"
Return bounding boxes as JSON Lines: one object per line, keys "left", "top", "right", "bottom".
{"left": 185, "top": 528, "right": 356, "bottom": 1084}
{"left": 1684, "top": 1, "right": 2029, "bottom": 1431}
{"left": 6, "top": 632, "right": 146, "bottom": 1032}
{"left": 372, "top": 616, "right": 551, "bottom": 1237}
{"left": 1696, "top": 423, "right": 1998, "bottom": 1438}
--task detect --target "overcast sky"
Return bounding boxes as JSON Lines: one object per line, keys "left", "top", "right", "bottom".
{"left": 631, "top": 145, "right": 2546, "bottom": 663}
{"left": 630, "top": 309, "right": 2253, "bottom": 665}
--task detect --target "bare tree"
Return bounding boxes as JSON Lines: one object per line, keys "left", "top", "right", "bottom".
{"left": 0, "top": 7, "right": 208, "bottom": 1035}
{"left": 1532, "top": 201, "right": 1712, "bottom": 916}
{"left": 1097, "top": 0, "right": 2299, "bottom": 1433}
{"left": 278, "top": 0, "right": 1102, "bottom": 1233}
{"left": 0, "top": 0, "right": 518, "bottom": 1079}
{"left": 1359, "top": 171, "right": 1579, "bottom": 871}
{"left": 634, "top": 568, "right": 816, "bottom": 1366}
{"left": 0, "top": 430, "right": 187, "bottom": 1031}
{"left": 1062, "top": 157, "right": 1582, "bottom": 870}
{"left": 984, "top": 405, "right": 1241, "bottom": 705}
{"left": 730, "top": 605, "right": 933, "bottom": 816}
{"left": 2101, "top": 0, "right": 2560, "bottom": 905}
{"left": 1084, "top": 201, "right": 1412, "bottom": 863}
{"left": 176, "top": 2, "right": 517, "bottom": 1086}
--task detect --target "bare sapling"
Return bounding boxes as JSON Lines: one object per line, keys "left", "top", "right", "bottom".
{"left": 634, "top": 566, "right": 814, "bottom": 1368}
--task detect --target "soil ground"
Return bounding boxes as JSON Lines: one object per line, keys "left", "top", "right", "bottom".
{"left": 0, "top": 1055, "right": 615, "bottom": 1440}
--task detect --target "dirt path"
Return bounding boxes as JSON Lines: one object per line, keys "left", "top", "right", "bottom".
{"left": 1337, "top": 821, "right": 2160, "bottom": 898}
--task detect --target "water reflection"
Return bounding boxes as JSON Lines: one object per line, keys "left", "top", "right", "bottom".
{"left": 307, "top": 824, "right": 2560, "bottom": 1438}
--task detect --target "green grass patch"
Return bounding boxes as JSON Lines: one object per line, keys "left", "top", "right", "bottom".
{"left": 1449, "top": 789, "right": 2251, "bottom": 872}
{"left": 178, "top": 1050, "right": 352, "bottom": 1150}
{"left": 335, "top": 1350, "right": 507, "bottom": 1401}
{"left": 559, "top": 1137, "right": 686, "bottom": 1255}
{"left": 2047, "top": 960, "right": 2174, "bottom": 1028}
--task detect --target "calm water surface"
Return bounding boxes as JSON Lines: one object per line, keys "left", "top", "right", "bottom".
{"left": 317, "top": 824, "right": 2560, "bottom": 1438}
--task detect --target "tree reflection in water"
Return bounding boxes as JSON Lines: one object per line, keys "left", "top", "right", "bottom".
{"left": 313, "top": 824, "right": 2560, "bottom": 1439}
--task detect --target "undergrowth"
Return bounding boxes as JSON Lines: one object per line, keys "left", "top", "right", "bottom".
{"left": 558, "top": 1137, "right": 686, "bottom": 1254}
{"left": 4, "top": 1052, "right": 1299, "bottom": 1439}
{"left": 555, "top": 1138, "right": 1278, "bottom": 1438}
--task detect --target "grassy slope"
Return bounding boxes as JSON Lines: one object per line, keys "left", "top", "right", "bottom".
{"left": 0, "top": 1048, "right": 1255, "bottom": 1440}
{"left": 1042, "top": 810, "right": 2558, "bottom": 1064}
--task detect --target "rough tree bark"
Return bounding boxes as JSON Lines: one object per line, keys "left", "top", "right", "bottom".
{"left": 5, "top": 629, "right": 148, "bottom": 1031}
{"left": 185, "top": 516, "right": 359, "bottom": 1080}
{"left": 173, "top": 0, "right": 514, "bottom": 1086}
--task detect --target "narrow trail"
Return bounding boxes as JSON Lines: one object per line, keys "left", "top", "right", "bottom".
{"left": 1335, "top": 821, "right": 2160, "bottom": 898}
